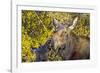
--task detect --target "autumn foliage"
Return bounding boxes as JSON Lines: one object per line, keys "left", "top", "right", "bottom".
{"left": 22, "top": 10, "right": 90, "bottom": 62}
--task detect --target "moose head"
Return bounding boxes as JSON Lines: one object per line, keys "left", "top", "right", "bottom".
{"left": 51, "top": 17, "right": 78, "bottom": 50}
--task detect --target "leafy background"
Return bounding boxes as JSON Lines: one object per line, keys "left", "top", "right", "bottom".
{"left": 22, "top": 10, "right": 90, "bottom": 62}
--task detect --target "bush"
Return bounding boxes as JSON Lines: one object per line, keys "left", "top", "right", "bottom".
{"left": 22, "top": 10, "right": 90, "bottom": 62}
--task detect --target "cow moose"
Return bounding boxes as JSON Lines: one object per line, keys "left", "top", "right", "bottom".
{"left": 31, "top": 17, "right": 90, "bottom": 61}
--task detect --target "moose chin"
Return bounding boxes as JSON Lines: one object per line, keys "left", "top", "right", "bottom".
{"left": 31, "top": 17, "right": 90, "bottom": 61}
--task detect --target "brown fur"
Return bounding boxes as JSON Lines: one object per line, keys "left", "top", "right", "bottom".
{"left": 51, "top": 18, "right": 90, "bottom": 60}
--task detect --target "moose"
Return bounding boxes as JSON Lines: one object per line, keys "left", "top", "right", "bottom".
{"left": 31, "top": 17, "right": 90, "bottom": 61}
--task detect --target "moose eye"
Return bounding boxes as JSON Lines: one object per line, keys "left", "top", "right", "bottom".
{"left": 64, "top": 31, "right": 67, "bottom": 33}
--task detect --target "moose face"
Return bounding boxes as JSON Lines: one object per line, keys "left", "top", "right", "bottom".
{"left": 52, "top": 17, "right": 78, "bottom": 50}
{"left": 52, "top": 25, "right": 68, "bottom": 50}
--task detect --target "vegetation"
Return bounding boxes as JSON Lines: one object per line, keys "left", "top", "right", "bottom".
{"left": 22, "top": 10, "right": 90, "bottom": 62}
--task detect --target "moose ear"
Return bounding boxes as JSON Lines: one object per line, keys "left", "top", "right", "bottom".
{"left": 69, "top": 17, "right": 78, "bottom": 30}
{"left": 53, "top": 18, "right": 60, "bottom": 28}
